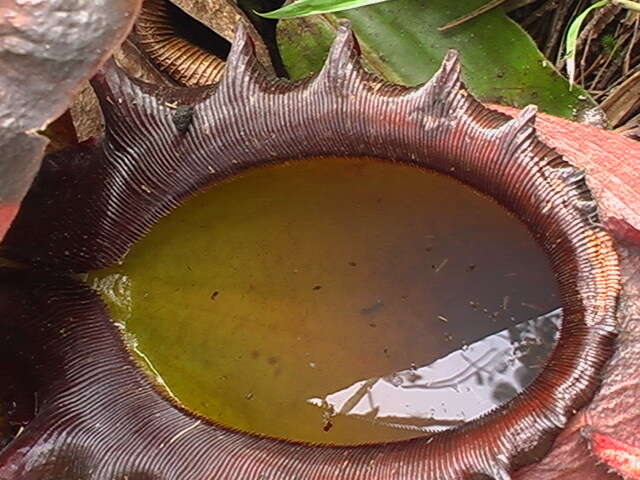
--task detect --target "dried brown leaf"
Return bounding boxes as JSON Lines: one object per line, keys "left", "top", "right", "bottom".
{"left": 601, "top": 69, "right": 640, "bottom": 126}
{"left": 170, "top": 0, "right": 273, "bottom": 72}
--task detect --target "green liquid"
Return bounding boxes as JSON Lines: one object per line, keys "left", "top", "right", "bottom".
{"left": 89, "top": 156, "right": 559, "bottom": 445}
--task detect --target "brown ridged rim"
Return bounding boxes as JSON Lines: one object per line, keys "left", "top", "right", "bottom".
{"left": 0, "top": 23, "right": 620, "bottom": 479}
{"left": 134, "top": 0, "right": 227, "bottom": 86}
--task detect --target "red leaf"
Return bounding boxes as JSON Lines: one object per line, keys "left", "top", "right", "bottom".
{"left": 588, "top": 430, "right": 640, "bottom": 480}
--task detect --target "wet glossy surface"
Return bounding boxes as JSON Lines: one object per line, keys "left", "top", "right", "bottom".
{"left": 311, "top": 309, "right": 561, "bottom": 433}
{"left": 89, "top": 156, "right": 560, "bottom": 445}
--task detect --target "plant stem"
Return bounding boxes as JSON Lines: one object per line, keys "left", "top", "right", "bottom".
{"left": 612, "top": 0, "right": 640, "bottom": 12}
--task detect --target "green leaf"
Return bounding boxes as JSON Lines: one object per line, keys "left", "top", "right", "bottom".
{"left": 565, "top": 0, "right": 609, "bottom": 88}
{"left": 277, "top": 0, "right": 597, "bottom": 119}
{"left": 257, "top": 0, "right": 392, "bottom": 19}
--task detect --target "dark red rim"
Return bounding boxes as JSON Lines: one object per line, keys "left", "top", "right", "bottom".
{"left": 0, "top": 22, "right": 620, "bottom": 480}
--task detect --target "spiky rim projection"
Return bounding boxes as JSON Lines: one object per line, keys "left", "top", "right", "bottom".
{"left": 0, "top": 22, "right": 621, "bottom": 480}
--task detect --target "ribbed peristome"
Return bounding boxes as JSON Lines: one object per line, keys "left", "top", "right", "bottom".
{"left": 0, "top": 23, "right": 621, "bottom": 480}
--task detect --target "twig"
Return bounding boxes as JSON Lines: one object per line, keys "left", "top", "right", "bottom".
{"left": 558, "top": 2, "right": 621, "bottom": 70}
{"left": 591, "top": 31, "right": 632, "bottom": 90}
{"left": 546, "top": 0, "right": 573, "bottom": 62}
{"left": 612, "top": 0, "right": 640, "bottom": 12}
{"left": 439, "top": 0, "right": 510, "bottom": 31}
{"left": 624, "top": 14, "right": 639, "bottom": 73}
{"left": 521, "top": 0, "right": 560, "bottom": 28}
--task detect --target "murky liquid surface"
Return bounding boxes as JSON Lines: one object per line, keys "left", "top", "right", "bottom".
{"left": 90, "top": 156, "right": 560, "bottom": 445}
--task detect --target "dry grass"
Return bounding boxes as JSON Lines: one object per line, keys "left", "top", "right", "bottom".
{"left": 510, "top": 0, "right": 639, "bottom": 139}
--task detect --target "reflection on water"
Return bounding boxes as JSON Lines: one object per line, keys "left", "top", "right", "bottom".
{"left": 310, "top": 309, "right": 561, "bottom": 432}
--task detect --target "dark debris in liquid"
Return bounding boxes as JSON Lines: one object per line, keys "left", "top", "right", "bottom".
{"left": 90, "top": 156, "right": 560, "bottom": 445}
